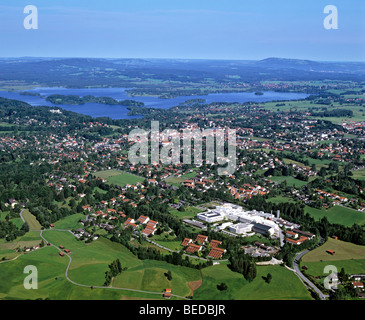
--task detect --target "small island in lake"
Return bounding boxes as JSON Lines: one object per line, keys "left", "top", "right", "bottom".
{"left": 254, "top": 91, "right": 264, "bottom": 95}
{"left": 46, "top": 94, "right": 145, "bottom": 106}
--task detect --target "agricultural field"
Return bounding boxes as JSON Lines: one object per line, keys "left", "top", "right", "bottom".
{"left": 0, "top": 231, "right": 42, "bottom": 261}
{"left": 301, "top": 238, "right": 365, "bottom": 278}
{"left": 53, "top": 213, "right": 85, "bottom": 230}
{"left": 94, "top": 170, "right": 144, "bottom": 187}
{"left": 165, "top": 176, "right": 186, "bottom": 186}
{"left": 112, "top": 259, "right": 202, "bottom": 298}
{"left": 193, "top": 263, "right": 312, "bottom": 300}
{"left": 21, "top": 209, "right": 42, "bottom": 231}
{"left": 305, "top": 205, "right": 365, "bottom": 227}
{"left": 263, "top": 99, "right": 365, "bottom": 124}
{"left": 352, "top": 168, "right": 365, "bottom": 181}
{"left": 0, "top": 230, "right": 195, "bottom": 300}
{"left": 268, "top": 176, "right": 309, "bottom": 188}
{"left": 266, "top": 196, "right": 295, "bottom": 204}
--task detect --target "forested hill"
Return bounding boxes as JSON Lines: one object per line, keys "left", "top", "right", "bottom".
{"left": 0, "top": 57, "right": 364, "bottom": 89}
{"left": 45, "top": 94, "right": 144, "bottom": 106}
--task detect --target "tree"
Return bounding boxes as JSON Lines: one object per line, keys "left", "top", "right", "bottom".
{"left": 338, "top": 267, "right": 347, "bottom": 283}
{"left": 166, "top": 270, "right": 172, "bottom": 281}
{"left": 265, "top": 273, "right": 272, "bottom": 284}
{"left": 217, "top": 283, "right": 228, "bottom": 291}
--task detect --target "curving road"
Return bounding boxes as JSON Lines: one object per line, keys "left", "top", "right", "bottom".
{"left": 39, "top": 229, "right": 191, "bottom": 300}
{"left": 292, "top": 237, "right": 330, "bottom": 300}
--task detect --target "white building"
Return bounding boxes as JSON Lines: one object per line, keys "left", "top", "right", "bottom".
{"left": 198, "top": 203, "right": 282, "bottom": 237}
{"left": 216, "top": 222, "right": 234, "bottom": 230}
{"left": 229, "top": 223, "right": 254, "bottom": 234}
{"left": 197, "top": 211, "right": 225, "bottom": 223}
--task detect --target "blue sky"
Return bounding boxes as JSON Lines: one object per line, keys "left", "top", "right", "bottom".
{"left": 0, "top": 0, "right": 364, "bottom": 61}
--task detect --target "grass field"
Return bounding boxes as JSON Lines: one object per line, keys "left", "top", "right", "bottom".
{"left": 0, "top": 231, "right": 43, "bottom": 260}
{"left": 94, "top": 169, "right": 122, "bottom": 179}
{"left": 21, "top": 209, "right": 42, "bottom": 231}
{"left": 165, "top": 176, "right": 186, "bottom": 186}
{"left": 169, "top": 206, "right": 203, "bottom": 220}
{"left": 267, "top": 196, "right": 295, "bottom": 204}
{"left": 193, "top": 264, "right": 312, "bottom": 300}
{"left": 0, "top": 211, "right": 23, "bottom": 229}
{"left": 53, "top": 213, "right": 85, "bottom": 230}
{"left": 302, "top": 238, "right": 365, "bottom": 263}
{"left": 0, "top": 229, "right": 200, "bottom": 300}
{"left": 112, "top": 259, "right": 202, "bottom": 298}
{"left": 352, "top": 168, "right": 365, "bottom": 181}
{"left": 94, "top": 170, "right": 144, "bottom": 187}
{"left": 301, "top": 238, "right": 365, "bottom": 278}
{"left": 305, "top": 205, "right": 365, "bottom": 227}
{"left": 269, "top": 176, "right": 308, "bottom": 188}
{"left": 0, "top": 227, "right": 315, "bottom": 300}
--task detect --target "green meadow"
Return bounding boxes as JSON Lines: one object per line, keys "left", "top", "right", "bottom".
{"left": 0, "top": 230, "right": 43, "bottom": 261}
{"left": 301, "top": 238, "right": 365, "bottom": 279}
{"left": 112, "top": 259, "right": 202, "bottom": 298}
{"left": 53, "top": 213, "right": 85, "bottom": 230}
{"left": 169, "top": 206, "right": 203, "bottom": 220}
{"left": 21, "top": 209, "right": 42, "bottom": 231}
{"left": 193, "top": 263, "right": 312, "bottom": 300}
{"left": 352, "top": 168, "right": 365, "bottom": 181}
{"left": 0, "top": 229, "right": 199, "bottom": 300}
{"left": 267, "top": 196, "right": 295, "bottom": 204}
{"left": 94, "top": 170, "right": 144, "bottom": 187}
{"left": 305, "top": 205, "right": 365, "bottom": 227}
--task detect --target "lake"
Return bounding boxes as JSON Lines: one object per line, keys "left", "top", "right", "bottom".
{"left": 0, "top": 87, "right": 310, "bottom": 119}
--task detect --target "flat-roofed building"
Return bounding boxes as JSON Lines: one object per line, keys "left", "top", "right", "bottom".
{"left": 197, "top": 211, "right": 225, "bottom": 223}
{"left": 229, "top": 223, "right": 253, "bottom": 234}
{"left": 285, "top": 230, "right": 298, "bottom": 239}
{"left": 252, "top": 223, "right": 275, "bottom": 237}
{"left": 292, "top": 229, "right": 315, "bottom": 240}
{"left": 217, "top": 222, "right": 233, "bottom": 230}
{"left": 183, "top": 219, "right": 207, "bottom": 230}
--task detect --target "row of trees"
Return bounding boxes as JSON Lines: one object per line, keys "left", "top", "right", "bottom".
{"left": 229, "top": 252, "right": 257, "bottom": 282}
{"left": 104, "top": 259, "right": 126, "bottom": 286}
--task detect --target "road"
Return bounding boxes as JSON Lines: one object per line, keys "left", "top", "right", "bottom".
{"left": 35, "top": 229, "right": 191, "bottom": 300}
{"left": 292, "top": 237, "right": 330, "bottom": 300}
{"left": 19, "top": 208, "right": 25, "bottom": 223}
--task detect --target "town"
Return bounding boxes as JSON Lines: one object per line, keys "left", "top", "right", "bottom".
{"left": 0, "top": 78, "right": 365, "bottom": 301}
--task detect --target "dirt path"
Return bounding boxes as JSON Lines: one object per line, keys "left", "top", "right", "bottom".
{"left": 188, "top": 279, "right": 203, "bottom": 297}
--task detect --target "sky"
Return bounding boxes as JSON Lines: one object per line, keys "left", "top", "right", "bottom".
{"left": 0, "top": 0, "right": 364, "bottom": 61}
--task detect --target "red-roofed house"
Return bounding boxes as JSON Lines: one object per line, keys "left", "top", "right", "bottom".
{"left": 147, "top": 220, "right": 158, "bottom": 229}
{"left": 137, "top": 215, "right": 150, "bottom": 224}
{"left": 285, "top": 230, "right": 298, "bottom": 239}
{"left": 352, "top": 282, "right": 364, "bottom": 289}
{"left": 195, "top": 234, "right": 208, "bottom": 244}
{"left": 209, "top": 240, "right": 222, "bottom": 248}
{"left": 124, "top": 218, "right": 135, "bottom": 226}
{"left": 185, "top": 243, "right": 202, "bottom": 253}
{"left": 164, "top": 288, "right": 172, "bottom": 299}
{"left": 208, "top": 247, "right": 226, "bottom": 259}
{"left": 142, "top": 226, "right": 156, "bottom": 236}
{"left": 181, "top": 238, "right": 192, "bottom": 247}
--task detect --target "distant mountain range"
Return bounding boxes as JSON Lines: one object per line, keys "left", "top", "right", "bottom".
{"left": 0, "top": 57, "right": 364, "bottom": 86}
